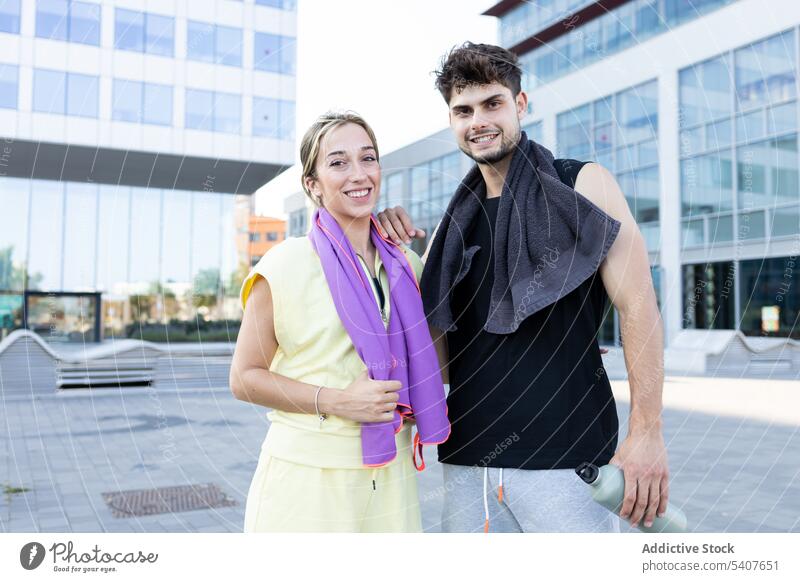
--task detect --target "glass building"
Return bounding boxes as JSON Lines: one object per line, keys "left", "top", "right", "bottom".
{"left": 377, "top": 0, "right": 799, "bottom": 344}
{"left": 0, "top": 0, "right": 297, "bottom": 343}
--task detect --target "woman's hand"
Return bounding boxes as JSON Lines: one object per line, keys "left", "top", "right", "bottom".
{"left": 321, "top": 370, "right": 402, "bottom": 423}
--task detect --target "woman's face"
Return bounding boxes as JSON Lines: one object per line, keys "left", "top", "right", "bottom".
{"left": 307, "top": 122, "right": 380, "bottom": 223}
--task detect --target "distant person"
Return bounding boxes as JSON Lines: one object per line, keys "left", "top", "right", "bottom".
{"left": 230, "top": 111, "right": 449, "bottom": 532}
{"left": 377, "top": 42, "right": 669, "bottom": 533}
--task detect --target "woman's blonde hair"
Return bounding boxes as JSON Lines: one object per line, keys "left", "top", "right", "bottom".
{"left": 299, "top": 110, "right": 380, "bottom": 206}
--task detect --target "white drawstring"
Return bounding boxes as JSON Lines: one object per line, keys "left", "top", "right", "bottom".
{"left": 482, "top": 466, "right": 489, "bottom": 533}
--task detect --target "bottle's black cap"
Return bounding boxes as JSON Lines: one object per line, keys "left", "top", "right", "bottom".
{"left": 575, "top": 462, "right": 600, "bottom": 484}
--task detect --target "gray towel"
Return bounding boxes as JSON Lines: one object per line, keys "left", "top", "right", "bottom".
{"left": 420, "top": 131, "right": 621, "bottom": 334}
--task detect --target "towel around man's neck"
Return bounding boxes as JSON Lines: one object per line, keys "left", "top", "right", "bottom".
{"left": 420, "top": 131, "right": 621, "bottom": 335}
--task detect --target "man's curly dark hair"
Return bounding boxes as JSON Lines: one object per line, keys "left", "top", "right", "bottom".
{"left": 434, "top": 42, "right": 522, "bottom": 104}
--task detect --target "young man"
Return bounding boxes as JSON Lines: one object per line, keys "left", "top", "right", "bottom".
{"left": 376, "top": 42, "right": 668, "bottom": 533}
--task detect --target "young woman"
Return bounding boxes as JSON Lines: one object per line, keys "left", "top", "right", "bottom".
{"left": 230, "top": 111, "right": 449, "bottom": 533}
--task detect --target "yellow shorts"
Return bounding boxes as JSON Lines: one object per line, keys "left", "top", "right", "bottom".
{"left": 243, "top": 446, "right": 423, "bottom": 533}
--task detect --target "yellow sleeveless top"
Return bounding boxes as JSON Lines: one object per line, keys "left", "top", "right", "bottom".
{"left": 239, "top": 235, "right": 424, "bottom": 468}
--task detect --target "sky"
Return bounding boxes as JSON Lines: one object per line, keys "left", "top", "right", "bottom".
{"left": 254, "top": 0, "right": 498, "bottom": 218}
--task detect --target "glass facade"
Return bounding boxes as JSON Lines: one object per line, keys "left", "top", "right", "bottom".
{"left": 0, "top": 64, "right": 18, "bottom": 109}
{"left": 558, "top": 79, "right": 660, "bottom": 250}
{"left": 114, "top": 8, "right": 174, "bottom": 57}
{"left": 187, "top": 21, "right": 242, "bottom": 67}
{"left": 0, "top": 177, "right": 249, "bottom": 342}
{"left": 679, "top": 29, "right": 799, "bottom": 248}
{"left": 112, "top": 79, "right": 172, "bottom": 126}
{"left": 400, "top": 152, "right": 464, "bottom": 252}
{"left": 33, "top": 69, "right": 99, "bottom": 118}
{"left": 185, "top": 89, "right": 241, "bottom": 133}
{"left": 255, "top": 0, "right": 297, "bottom": 10}
{"left": 0, "top": 0, "right": 21, "bottom": 34}
{"left": 513, "top": 0, "right": 737, "bottom": 90}
{"left": 254, "top": 32, "right": 296, "bottom": 75}
{"left": 35, "top": 0, "right": 100, "bottom": 46}
{"left": 252, "top": 97, "right": 295, "bottom": 140}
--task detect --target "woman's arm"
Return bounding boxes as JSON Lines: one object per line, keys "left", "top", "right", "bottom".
{"left": 229, "top": 275, "right": 401, "bottom": 424}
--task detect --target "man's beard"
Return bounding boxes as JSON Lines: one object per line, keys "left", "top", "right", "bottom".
{"left": 460, "top": 127, "right": 520, "bottom": 165}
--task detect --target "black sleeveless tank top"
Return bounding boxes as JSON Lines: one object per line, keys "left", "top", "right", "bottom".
{"left": 437, "top": 159, "right": 619, "bottom": 470}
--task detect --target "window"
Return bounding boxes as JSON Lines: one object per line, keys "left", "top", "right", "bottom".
{"left": 113, "top": 79, "right": 172, "bottom": 125}
{"left": 115, "top": 8, "right": 174, "bottom": 56}
{"left": 188, "top": 22, "right": 243, "bottom": 66}
{"left": 33, "top": 69, "right": 98, "bottom": 118}
{"left": 266, "top": 232, "right": 278, "bottom": 241}
{"left": 253, "top": 97, "right": 295, "bottom": 140}
{"left": 185, "top": 89, "right": 213, "bottom": 131}
{"left": 185, "top": 89, "right": 241, "bottom": 133}
{"left": 66, "top": 72, "right": 98, "bottom": 117}
{"left": 0, "top": 0, "right": 21, "bottom": 34}
{"left": 735, "top": 30, "right": 796, "bottom": 112}
{"left": 36, "top": 0, "right": 100, "bottom": 45}
{"left": 739, "top": 256, "right": 800, "bottom": 338}
{"left": 249, "top": 232, "right": 260, "bottom": 242}
{"left": 255, "top": 0, "right": 297, "bottom": 9}
{"left": 0, "top": 64, "right": 18, "bottom": 109}
{"left": 254, "top": 33, "right": 296, "bottom": 75}
{"left": 680, "top": 30, "right": 800, "bottom": 248}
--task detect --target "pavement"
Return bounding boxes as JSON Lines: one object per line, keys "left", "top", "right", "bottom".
{"left": 1, "top": 376, "right": 798, "bottom": 533}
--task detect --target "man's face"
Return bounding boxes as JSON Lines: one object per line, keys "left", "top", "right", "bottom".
{"left": 448, "top": 82, "right": 528, "bottom": 165}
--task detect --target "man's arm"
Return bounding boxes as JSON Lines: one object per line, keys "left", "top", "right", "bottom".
{"left": 574, "top": 162, "right": 668, "bottom": 530}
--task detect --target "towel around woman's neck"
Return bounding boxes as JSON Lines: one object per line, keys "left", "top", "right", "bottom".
{"left": 420, "top": 131, "right": 621, "bottom": 335}
{"left": 308, "top": 207, "right": 450, "bottom": 467}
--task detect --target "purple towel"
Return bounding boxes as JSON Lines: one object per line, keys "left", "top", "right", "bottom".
{"left": 308, "top": 207, "right": 450, "bottom": 467}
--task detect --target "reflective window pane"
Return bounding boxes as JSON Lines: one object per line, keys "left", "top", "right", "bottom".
{"left": 129, "top": 187, "right": 161, "bottom": 286}
{"left": 252, "top": 97, "right": 279, "bottom": 137}
{"left": 735, "top": 30, "right": 796, "bottom": 111}
{"left": 35, "top": 0, "right": 68, "bottom": 41}
{"left": 28, "top": 180, "right": 65, "bottom": 291}
{"left": 682, "top": 261, "right": 736, "bottom": 330}
{"left": 187, "top": 20, "right": 214, "bottom": 62}
{"left": 681, "top": 152, "right": 734, "bottom": 216}
{"left": 185, "top": 89, "right": 213, "bottom": 131}
{"left": 143, "top": 83, "right": 172, "bottom": 126}
{"left": 739, "top": 256, "right": 800, "bottom": 338}
{"left": 63, "top": 182, "right": 98, "bottom": 290}
{"left": 33, "top": 69, "right": 66, "bottom": 114}
{"left": 771, "top": 204, "right": 800, "bottom": 238}
{"left": 737, "top": 135, "right": 799, "bottom": 209}
{"left": 216, "top": 25, "right": 242, "bottom": 66}
{"left": 114, "top": 8, "right": 144, "bottom": 52}
{"left": 70, "top": 1, "right": 100, "bottom": 46}
{"left": 161, "top": 190, "right": 192, "bottom": 284}
{"left": 0, "top": 0, "right": 21, "bottom": 34}
{"left": 96, "top": 185, "right": 130, "bottom": 295}
{"left": 617, "top": 81, "right": 658, "bottom": 145}
{"left": 279, "top": 100, "right": 295, "bottom": 140}
{"left": 679, "top": 55, "right": 731, "bottom": 128}
{"left": 66, "top": 72, "right": 98, "bottom": 118}
{"left": 214, "top": 93, "right": 240, "bottom": 133}
{"left": 145, "top": 13, "right": 174, "bottom": 56}
{"left": 0, "top": 177, "right": 30, "bottom": 292}
{"left": 112, "top": 79, "right": 142, "bottom": 122}
{"left": 254, "top": 32, "right": 281, "bottom": 73}
{"left": 0, "top": 64, "right": 18, "bottom": 109}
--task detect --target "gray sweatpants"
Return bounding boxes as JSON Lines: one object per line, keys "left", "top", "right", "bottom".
{"left": 440, "top": 463, "right": 621, "bottom": 533}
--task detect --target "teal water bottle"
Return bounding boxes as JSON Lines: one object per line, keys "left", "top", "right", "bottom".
{"left": 576, "top": 462, "right": 687, "bottom": 533}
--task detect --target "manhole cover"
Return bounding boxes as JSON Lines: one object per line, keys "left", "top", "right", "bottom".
{"left": 102, "top": 483, "right": 237, "bottom": 518}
